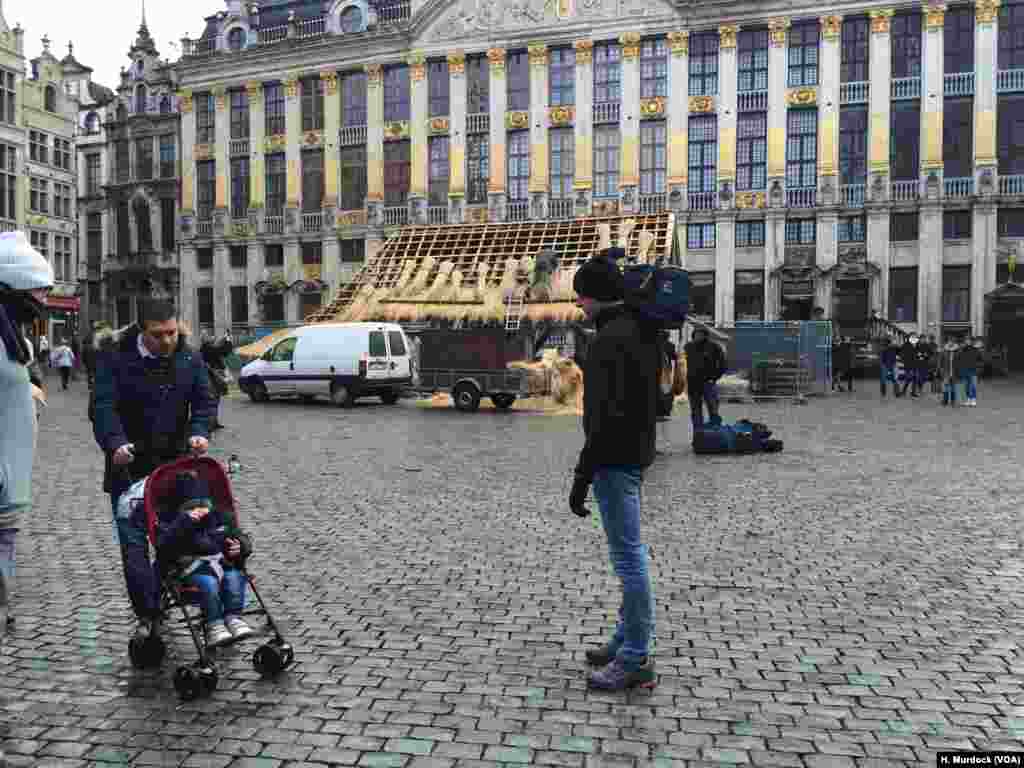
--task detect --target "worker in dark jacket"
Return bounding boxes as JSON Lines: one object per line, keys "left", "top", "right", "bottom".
{"left": 899, "top": 335, "right": 922, "bottom": 397}
{"left": 684, "top": 327, "right": 726, "bottom": 431}
{"left": 200, "top": 331, "right": 233, "bottom": 431}
{"left": 832, "top": 336, "right": 854, "bottom": 392}
{"left": 93, "top": 299, "right": 213, "bottom": 643}
{"left": 569, "top": 255, "right": 658, "bottom": 692}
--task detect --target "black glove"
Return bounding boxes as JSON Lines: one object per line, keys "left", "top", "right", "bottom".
{"left": 569, "top": 475, "right": 591, "bottom": 517}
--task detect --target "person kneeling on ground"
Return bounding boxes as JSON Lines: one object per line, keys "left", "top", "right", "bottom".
{"left": 569, "top": 254, "right": 659, "bottom": 691}
{"left": 157, "top": 471, "right": 253, "bottom": 647}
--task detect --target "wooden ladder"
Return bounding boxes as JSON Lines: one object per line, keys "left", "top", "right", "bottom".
{"left": 504, "top": 294, "right": 525, "bottom": 331}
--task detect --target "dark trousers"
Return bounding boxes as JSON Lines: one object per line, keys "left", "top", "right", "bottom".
{"left": 111, "top": 492, "right": 160, "bottom": 621}
{"left": 900, "top": 368, "right": 923, "bottom": 396}
{"left": 59, "top": 366, "right": 71, "bottom": 390}
{"left": 688, "top": 379, "right": 719, "bottom": 431}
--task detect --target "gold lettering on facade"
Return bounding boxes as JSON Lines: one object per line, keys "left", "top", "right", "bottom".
{"left": 667, "top": 31, "right": 689, "bottom": 56}
{"left": 619, "top": 32, "right": 641, "bottom": 60}
{"left": 574, "top": 39, "right": 594, "bottom": 65}
{"left": 429, "top": 117, "right": 450, "bottom": 134}
{"left": 364, "top": 64, "right": 382, "bottom": 86}
{"left": 736, "top": 191, "right": 766, "bottom": 209}
{"left": 548, "top": 106, "right": 574, "bottom": 126}
{"left": 976, "top": 0, "right": 1000, "bottom": 24}
{"left": 925, "top": 2, "right": 947, "bottom": 29}
{"left": 487, "top": 47, "right": 507, "bottom": 74}
{"left": 787, "top": 87, "right": 818, "bottom": 106}
{"left": 245, "top": 81, "right": 261, "bottom": 100}
{"left": 506, "top": 110, "right": 529, "bottom": 129}
{"left": 718, "top": 24, "right": 738, "bottom": 49}
{"left": 213, "top": 86, "right": 227, "bottom": 111}
{"left": 321, "top": 71, "right": 338, "bottom": 95}
{"left": 820, "top": 15, "right": 842, "bottom": 40}
{"left": 640, "top": 97, "right": 666, "bottom": 118}
{"left": 283, "top": 78, "right": 299, "bottom": 98}
{"left": 448, "top": 51, "right": 466, "bottom": 76}
{"left": 869, "top": 8, "right": 894, "bottom": 33}
{"left": 528, "top": 43, "right": 547, "bottom": 67}
{"left": 179, "top": 91, "right": 193, "bottom": 113}
{"left": 689, "top": 95, "right": 715, "bottom": 113}
{"left": 768, "top": 18, "right": 790, "bottom": 47}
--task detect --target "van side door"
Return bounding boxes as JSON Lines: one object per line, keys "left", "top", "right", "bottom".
{"left": 387, "top": 329, "right": 412, "bottom": 382}
{"left": 365, "top": 329, "right": 391, "bottom": 383}
{"left": 266, "top": 336, "right": 299, "bottom": 397}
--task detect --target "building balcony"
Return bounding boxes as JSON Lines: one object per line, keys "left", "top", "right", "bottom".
{"left": 944, "top": 72, "right": 975, "bottom": 98}
{"left": 302, "top": 211, "right": 323, "bottom": 233}
{"left": 548, "top": 198, "right": 573, "bottom": 220}
{"left": 639, "top": 193, "right": 667, "bottom": 214}
{"left": 737, "top": 90, "right": 768, "bottom": 113}
{"left": 997, "top": 69, "right": 1024, "bottom": 94}
{"left": 296, "top": 16, "right": 326, "bottom": 39}
{"left": 427, "top": 205, "right": 448, "bottom": 225}
{"left": 466, "top": 113, "right": 489, "bottom": 134}
{"left": 999, "top": 174, "right": 1024, "bottom": 195}
{"left": 258, "top": 25, "right": 288, "bottom": 45}
{"left": 593, "top": 102, "right": 620, "bottom": 124}
{"left": 786, "top": 187, "right": 816, "bottom": 209}
{"left": 196, "top": 219, "right": 213, "bottom": 237}
{"left": 944, "top": 176, "right": 973, "bottom": 198}
{"left": 840, "top": 81, "right": 869, "bottom": 105}
{"left": 507, "top": 201, "right": 529, "bottom": 221}
{"left": 841, "top": 183, "right": 866, "bottom": 207}
{"left": 891, "top": 179, "right": 920, "bottom": 201}
{"left": 127, "top": 95, "right": 180, "bottom": 116}
{"left": 339, "top": 125, "right": 367, "bottom": 147}
{"left": 264, "top": 211, "right": 285, "bottom": 234}
{"left": 688, "top": 191, "right": 717, "bottom": 211}
{"left": 383, "top": 206, "right": 409, "bottom": 227}
{"left": 229, "top": 138, "right": 250, "bottom": 157}
{"left": 891, "top": 76, "right": 921, "bottom": 100}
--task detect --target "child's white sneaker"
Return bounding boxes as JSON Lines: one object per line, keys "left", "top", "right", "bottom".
{"left": 206, "top": 620, "right": 233, "bottom": 647}
{"left": 225, "top": 615, "right": 254, "bottom": 640}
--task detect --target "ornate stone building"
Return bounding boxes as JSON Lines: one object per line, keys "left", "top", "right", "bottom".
{"left": 175, "top": 0, "right": 1024, "bottom": 357}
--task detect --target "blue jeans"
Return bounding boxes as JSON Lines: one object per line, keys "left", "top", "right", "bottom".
{"left": 111, "top": 494, "right": 160, "bottom": 620}
{"left": 960, "top": 369, "right": 977, "bottom": 400}
{"left": 879, "top": 366, "right": 896, "bottom": 396}
{"left": 186, "top": 567, "right": 246, "bottom": 623}
{"left": 592, "top": 467, "right": 654, "bottom": 668}
{"left": 0, "top": 527, "right": 16, "bottom": 622}
{"left": 943, "top": 379, "right": 958, "bottom": 404}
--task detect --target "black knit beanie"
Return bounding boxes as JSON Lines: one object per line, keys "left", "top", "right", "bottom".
{"left": 573, "top": 256, "right": 625, "bottom": 302}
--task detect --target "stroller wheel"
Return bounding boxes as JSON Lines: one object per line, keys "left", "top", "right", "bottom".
{"left": 129, "top": 634, "right": 166, "bottom": 669}
{"left": 173, "top": 666, "right": 202, "bottom": 701}
{"left": 253, "top": 643, "right": 283, "bottom": 678}
{"left": 198, "top": 664, "right": 218, "bottom": 696}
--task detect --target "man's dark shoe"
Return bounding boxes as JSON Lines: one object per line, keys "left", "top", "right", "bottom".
{"left": 587, "top": 657, "right": 657, "bottom": 690}
{"left": 211, "top": 423, "right": 225, "bottom": 431}
{"left": 585, "top": 645, "right": 617, "bottom": 666}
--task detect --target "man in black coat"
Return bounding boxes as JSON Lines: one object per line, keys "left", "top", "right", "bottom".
{"left": 899, "top": 334, "right": 923, "bottom": 397}
{"left": 684, "top": 327, "right": 726, "bottom": 431}
{"left": 568, "top": 255, "right": 658, "bottom": 692}
{"left": 200, "top": 331, "right": 233, "bottom": 431}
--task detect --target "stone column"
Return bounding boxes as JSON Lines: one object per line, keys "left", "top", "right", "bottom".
{"left": 487, "top": 48, "right": 507, "bottom": 221}
{"left": 528, "top": 43, "right": 549, "bottom": 219}
{"left": 920, "top": 202, "right": 943, "bottom": 331}
{"left": 974, "top": 0, "right": 999, "bottom": 194}
{"left": 213, "top": 242, "right": 229, "bottom": 336}
{"left": 214, "top": 87, "right": 229, "bottom": 219}
{"left": 667, "top": 32, "right": 689, "bottom": 211}
{"left": 716, "top": 213, "right": 736, "bottom": 324}
{"left": 717, "top": 25, "right": 739, "bottom": 208}
{"left": 247, "top": 81, "right": 265, "bottom": 221}
{"left": 449, "top": 51, "right": 467, "bottom": 224}
{"left": 868, "top": 208, "right": 891, "bottom": 316}
{"left": 408, "top": 54, "right": 428, "bottom": 223}
{"left": 180, "top": 91, "right": 196, "bottom": 223}
{"left": 619, "top": 33, "right": 641, "bottom": 214}
{"left": 922, "top": 2, "right": 946, "bottom": 197}
{"left": 322, "top": 70, "right": 341, "bottom": 212}
{"left": 284, "top": 75, "right": 302, "bottom": 224}
{"left": 247, "top": 242, "right": 263, "bottom": 327}
{"left": 819, "top": 15, "right": 842, "bottom": 206}
{"left": 180, "top": 244, "right": 197, "bottom": 328}
{"left": 972, "top": 203, "right": 997, "bottom": 335}
{"left": 573, "top": 39, "right": 594, "bottom": 216}
{"left": 365, "top": 65, "right": 385, "bottom": 226}
{"left": 868, "top": 9, "right": 894, "bottom": 202}
{"left": 817, "top": 210, "right": 838, "bottom": 316}
{"left": 767, "top": 20, "right": 790, "bottom": 206}
{"left": 765, "top": 211, "right": 785, "bottom": 319}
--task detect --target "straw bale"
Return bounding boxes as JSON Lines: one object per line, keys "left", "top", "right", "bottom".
{"left": 393, "top": 259, "right": 418, "bottom": 294}
{"left": 442, "top": 269, "right": 465, "bottom": 303}
{"left": 597, "top": 222, "right": 612, "bottom": 252}
{"left": 618, "top": 217, "right": 637, "bottom": 248}
{"left": 402, "top": 254, "right": 436, "bottom": 298}
{"left": 422, "top": 260, "right": 455, "bottom": 302}
{"left": 638, "top": 230, "right": 656, "bottom": 264}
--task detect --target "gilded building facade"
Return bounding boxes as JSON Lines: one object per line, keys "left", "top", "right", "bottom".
{"left": 175, "top": 0, "right": 1024, "bottom": 352}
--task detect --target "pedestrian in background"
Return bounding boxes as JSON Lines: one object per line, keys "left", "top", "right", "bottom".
{"left": 833, "top": 336, "right": 854, "bottom": 392}
{"left": 200, "top": 330, "right": 233, "bottom": 431}
{"left": 956, "top": 337, "right": 981, "bottom": 407}
{"left": 923, "top": 334, "right": 940, "bottom": 394}
{"left": 684, "top": 327, "right": 725, "bottom": 431}
{"left": 940, "top": 338, "right": 961, "bottom": 406}
{"left": 50, "top": 338, "right": 74, "bottom": 391}
{"left": 38, "top": 332, "right": 49, "bottom": 369}
{"left": 70, "top": 336, "right": 81, "bottom": 381}
{"left": 899, "top": 334, "right": 922, "bottom": 397}
{"left": 879, "top": 338, "right": 899, "bottom": 398}
{"left": 569, "top": 255, "right": 658, "bottom": 691}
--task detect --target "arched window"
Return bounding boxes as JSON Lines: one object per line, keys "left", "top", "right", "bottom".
{"left": 159, "top": 94, "right": 172, "bottom": 114}
{"left": 44, "top": 85, "right": 57, "bottom": 112}
{"left": 340, "top": 6, "right": 364, "bottom": 33}
{"left": 136, "top": 85, "right": 148, "bottom": 114}
{"left": 84, "top": 112, "right": 99, "bottom": 133}
{"left": 134, "top": 198, "right": 153, "bottom": 252}
{"left": 228, "top": 27, "right": 246, "bottom": 51}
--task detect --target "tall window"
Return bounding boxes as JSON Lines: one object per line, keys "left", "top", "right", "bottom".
{"left": 383, "top": 141, "right": 411, "bottom": 206}
{"left": 594, "top": 42, "right": 621, "bottom": 104}
{"left": 29, "top": 231, "right": 49, "bottom": 261}
{"left": 689, "top": 273, "right": 715, "bottom": 321}
{"left": 230, "top": 89, "right": 249, "bottom": 139}
{"left": 999, "top": 1, "right": 1024, "bottom": 69}
{"left": 159, "top": 135, "right": 176, "bottom": 178}
{"left": 736, "top": 219, "right": 766, "bottom": 247}
{"left": 687, "top": 223, "right": 716, "bottom": 249}
{"left": 55, "top": 183, "right": 72, "bottom": 218}
{"left": 737, "top": 113, "right": 767, "bottom": 191}
{"left": 889, "top": 267, "right": 918, "bottom": 322}
{"left": 264, "top": 82, "right": 285, "bottom": 135}
{"left": 302, "top": 76, "right": 324, "bottom": 131}
{"left": 639, "top": 121, "right": 666, "bottom": 195}
{"left": 943, "top": 210, "right": 972, "bottom": 239}
{"left": 508, "top": 130, "right": 529, "bottom": 201}
{"left": 228, "top": 27, "right": 246, "bottom": 52}
{"left": 688, "top": 115, "right": 717, "bottom": 194}
{"left": 266, "top": 153, "right": 286, "bottom": 213}
{"left": 840, "top": 107, "right": 868, "bottom": 184}
{"left": 785, "top": 218, "right": 817, "bottom": 244}
{"left": 197, "top": 161, "right": 216, "bottom": 220}
{"left": 594, "top": 126, "right": 620, "bottom": 197}
{"left": 549, "top": 47, "right": 575, "bottom": 106}
{"left": 738, "top": 29, "right": 768, "bottom": 92}
{"left": 383, "top": 65, "right": 410, "bottom": 122}
{"left": 340, "top": 239, "right": 365, "bottom": 264}
{"left": 230, "top": 246, "right": 248, "bottom": 269}
{"left": 87, "top": 213, "right": 103, "bottom": 268}
{"left": 787, "top": 109, "right": 818, "bottom": 189}
{"left": 467, "top": 54, "right": 489, "bottom": 114}
{"left": 117, "top": 201, "right": 130, "bottom": 257}
{"left": 196, "top": 92, "right": 215, "bottom": 144}
{"left": 29, "top": 178, "right": 48, "bottom": 213}
{"left": 640, "top": 37, "right": 668, "bottom": 98}
{"left": 428, "top": 60, "right": 449, "bottom": 117}
{"left": 0, "top": 144, "right": 13, "bottom": 223}
{"left": 841, "top": 17, "right": 870, "bottom": 83}
{"left": 890, "top": 101, "right": 921, "bottom": 179}
{"left": 231, "top": 157, "right": 250, "bottom": 219}
{"left": 466, "top": 134, "right": 489, "bottom": 204}
{"left": 942, "top": 266, "right": 970, "bottom": 323}
{"left": 135, "top": 85, "right": 146, "bottom": 114}
{"left": 197, "top": 286, "right": 214, "bottom": 327}
{"left": 890, "top": 211, "right": 920, "bottom": 240}
{"left": 998, "top": 207, "right": 1024, "bottom": 236}
{"left": 735, "top": 271, "right": 765, "bottom": 321}
{"left": 340, "top": 147, "right": 367, "bottom": 210}
{"left": 302, "top": 150, "right": 324, "bottom": 212}
{"left": 342, "top": 72, "right": 367, "bottom": 126}
{"left": 1000, "top": 96, "right": 1024, "bottom": 173}
{"left": 135, "top": 137, "right": 153, "bottom": 180}
{"left": 428, "top": 136, "right": 450, "bottom": 205}
{"left": 507, "top": 50, "right": 530, "bottom": 111}
{"left": 231, "top": 286, "right": 248, "bottom": 325}
{"left": 55, "top": 139, "right": 71, "bottom": 170}
{"left": 29, "top": 131, "right": 48, "bottom": 164}
{"left": 135, "top": 198, "right": 153, "bottom": 252}
{"left": 197, "top": 248, "right": 213, "bottom": 270}
{"left": 838, "top": 215, "right": 866, "bottom": 241}
{"left": 944, "top": 99, "right": 973, "bottom": 178}
{"left": 264, "top": 244, "right": 284, "bottom": 267}
{"left": 892, "top": 12, "right": 922, "bottom": 78}
{"left": 945, "top": 7, "right": 975, "bottom": 74}
{"left": 116, "top": 140, "right": 130, "bottom": 183}
{"left": 689, "top": 33, "right": 719, "bottom": 96}
{"left": 550, "top": 128, "right": 574, "bottom": 199}
{"left": 86, "top": 154, "right": 101, "bottom": 195}
{"left": 788, "top": 21, "right": 820, "bottom": 86}
{"left": 0, "top": 72, "right": 15, "bottom": 125}
{"left": 161, "top": 198, "right": 175, "bottom": 251}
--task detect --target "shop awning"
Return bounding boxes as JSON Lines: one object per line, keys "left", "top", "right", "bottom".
{"left": 45, "top": 295, "right": 81, "bottom": 311}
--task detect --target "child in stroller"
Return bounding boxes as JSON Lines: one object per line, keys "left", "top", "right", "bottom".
{"left": 156, "top": 470, "right": 255, "bottom": 647}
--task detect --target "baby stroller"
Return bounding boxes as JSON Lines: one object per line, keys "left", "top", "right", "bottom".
{"left": 127, "top": 456, "right": 294, "bottom": 700}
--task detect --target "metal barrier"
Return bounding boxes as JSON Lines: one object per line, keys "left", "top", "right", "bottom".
{"left": 725, "top": 321, "right": 833, "bottom": 401}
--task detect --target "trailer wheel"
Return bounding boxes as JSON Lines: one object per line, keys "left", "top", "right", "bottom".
{"left": 452, "top": 382, "right": 482, "bottom": 413}
{"left": 491, "top": 394, "right": 516, "bottom": 410}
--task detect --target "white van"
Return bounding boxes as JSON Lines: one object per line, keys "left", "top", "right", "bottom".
{"left": 238, "top": 323, "right": 414, "bottom": 407}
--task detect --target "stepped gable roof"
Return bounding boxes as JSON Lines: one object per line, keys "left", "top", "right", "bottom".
{"left": 307, "top": 212, "right": 676, "bottom": 324}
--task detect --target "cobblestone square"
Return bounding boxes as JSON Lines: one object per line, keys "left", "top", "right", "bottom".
{"left": 3, "top": 380, "right": 1024, "bottom": 767}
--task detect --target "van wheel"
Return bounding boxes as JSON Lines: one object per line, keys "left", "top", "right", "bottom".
{"left": 331, "top": 383, "right": 355, "bottom": 408}
{"left": 248, "top": 381, "right": 269, "bottom": 403}
{"left": 452, "top": 382, "right": 482, "bottom": 413}
{"left": 380, "top": 391, "right": 400, "bottom": 405}
{"left": 491, "top": 394, "right": 516, "bottom": 410}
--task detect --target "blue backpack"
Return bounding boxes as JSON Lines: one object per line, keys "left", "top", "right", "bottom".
{"left": 623, "top": 265, "right": 690, "bottom": 329}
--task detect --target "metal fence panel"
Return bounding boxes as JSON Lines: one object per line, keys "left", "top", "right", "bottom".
{"left": 726, "top": 320, "right": 832, "bottom": 400}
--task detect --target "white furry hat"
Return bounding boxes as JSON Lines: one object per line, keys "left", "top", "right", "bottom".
{"left": 0, "top": 231, "right": 54, "bottom": 292}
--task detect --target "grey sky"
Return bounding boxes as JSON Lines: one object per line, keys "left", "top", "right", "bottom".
{"left": 6, "top": 0, "right": 219, "bottom": 89}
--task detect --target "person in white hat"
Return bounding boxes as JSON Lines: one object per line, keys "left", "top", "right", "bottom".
{"left": 0, "top": 232, "right": 54, "bottom": 637}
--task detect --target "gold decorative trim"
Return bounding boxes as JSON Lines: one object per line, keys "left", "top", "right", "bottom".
{"left": 820, "top": 15, "right": 842, "bottom": 40}
{"left": 768, "top": 18, "right": 790, "bottom": 47}
{"left": 447, "top": 51, "right": 466, "bottom": 76}
{"left": 506, "top": 110, "right": 529, "bottom": 130}
{"left": 718, "top": 24, "right": 739, "bottom": 49}
{"left": 528, "top": 43, "right": 547, "bottom": 67}
{"left": 667, "top": 31, "right": 689, "bottom": 57}
{"left": 303, "top": 130, "right": 324, "bottom": 147}
{"left": 178, "top": 91, "right": 193, "bottom": 113}
{"left": 869, "top": 8, "right": 894, "bottom": 34}
{"left": 487, "top": 47, "right": 506, "bottom": 74}
{"left": 245, "top": 81, "right": 261, "bottom": 100}
{"left": 232, "top": 222, "right": 250, "bottom": 237}
{"left": 364, "top": 64, "right": 382, "bottom": 86}
{"left": 321, "top": 71, "right": 338, "bottom": 95}
{"left": 619, "top": 32, "right": 641, "bottom": 60}
{"left": 410, "top": 62, "right": 426, "bottom": 82}
{"left": 925, "top": 3, "right": 946, "bottom": 29}
{"left": 429, "top": 116, "right": 450, "bottom": 135}
{"left": 787, "top": 87, "right": 818, "bottom": 107}
{"left": 689, "top": 95, "right": 715, "bottom": 113}
{"left": 976, "top": 0, "right": 1000, "bottom": 24}
{"left": 283, "top": 78, "right": 299, "bottom": 99}
{"left": 593, "top": 199, "right": 619, "bottom": 216}
{"left": 213, "top": 86, "right": 227, "bottom": 111}
{"left": 264, "top": 134, "right": 286, "bottom": 153}
{"left": 736, "top": 191, "right": 766, "bottom": 209}
{"left": 336, "top": 210, "right": 368, "bottom": 228}
{"left": 640, "top": 97, "right": 666, "bottom": 119}
{"left": 384, "top": 121, "right": 410, "bottom": 141}
{"left": 574, "top": 39, "right": 594, "bottom": 65}
{"left": 407, "top": 51, "right": 425, "bottom": 67}
{"left": 548, "top": 106, "right": 575, "bottom": 126}
{"left": 466, "top": 207, "right": 489, "bottom": 224}
{"left": 194, "top": 143, "right": 212, "bottom": 161}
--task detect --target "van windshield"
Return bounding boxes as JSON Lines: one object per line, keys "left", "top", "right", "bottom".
{"left": 369, "top": 331, "right": 387, "bottom": 357}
